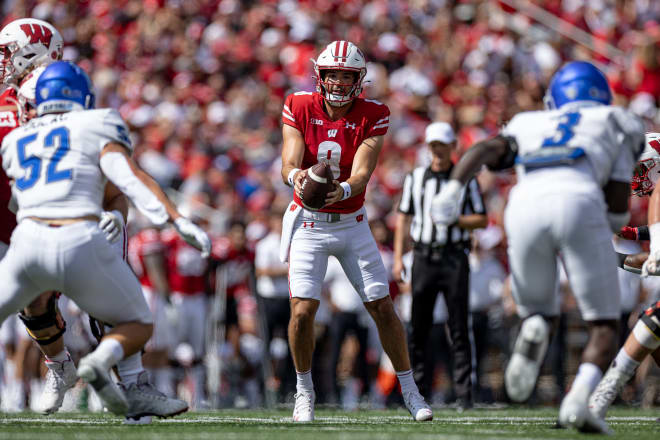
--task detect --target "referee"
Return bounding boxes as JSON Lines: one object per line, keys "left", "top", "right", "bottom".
{"left": 393, "top": 122, "right": 487, "bottom": 409}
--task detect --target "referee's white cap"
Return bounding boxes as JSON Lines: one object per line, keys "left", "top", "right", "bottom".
{"left": 425, "top": 122, "right": 456, "bottom": 144}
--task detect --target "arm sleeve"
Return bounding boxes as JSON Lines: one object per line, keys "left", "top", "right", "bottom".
{"left": 397, "top": 172, "right": 415, "bottom": 215}
{"left": 282, "top": 94, "right": 301, "bottom": 131}
{"left": 99, "top": 152, "right": 169, "bottom": 225}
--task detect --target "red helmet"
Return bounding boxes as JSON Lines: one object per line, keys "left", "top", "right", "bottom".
{"left": 632, "top": 132, "right": 660, "bottom": 196}
{"left": 313, "top": 41, "right": 366, "bottom": 107}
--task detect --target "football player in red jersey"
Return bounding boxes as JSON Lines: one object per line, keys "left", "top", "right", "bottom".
{"left": 280, "top": 40, "right": 431, "bottom": 422}
{"left": 127, "top": 225, "right": 175, "bottom": 397}
{"left": 589, "top": 133, "right": 660, "bottom": 419}
{"left": 161, "top": 213, "right": 214, "bottom": 409}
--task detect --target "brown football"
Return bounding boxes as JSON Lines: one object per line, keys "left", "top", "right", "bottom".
{"left": 300, "top": 161, "right": 335, "bottom": 210}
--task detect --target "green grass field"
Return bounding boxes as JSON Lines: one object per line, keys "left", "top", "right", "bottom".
{"left": 0, "top": 408, "right": 657, "bottom": 440}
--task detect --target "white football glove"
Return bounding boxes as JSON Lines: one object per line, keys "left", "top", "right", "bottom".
{"left": 174, "top": 217, "right": 212, "bottom": 258}
{"left": 642, "top": 250, "right": 660, "bottom": 277}
{"left": 430, "top": 179, "right": 463, "bottom": 226}
{"left": 99, "top": 210, "right": 124, "bottom": 243}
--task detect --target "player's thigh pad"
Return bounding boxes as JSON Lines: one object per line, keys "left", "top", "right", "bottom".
{"left": 288, "top": 217, "right": 331, "bottom": 300}
{"left": 559, "top": 195, "right": 620, "bottom": 321}
{"left": 335, "top": 219, "right": 389, "bottom": 303}
{"left": 61, "top": 222, "right": 152, "bottom": 325}
{"left": 504, "top": 195, "right": 560, "bottom": 317}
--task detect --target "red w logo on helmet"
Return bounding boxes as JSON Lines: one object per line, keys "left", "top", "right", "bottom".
{"left": 650, "top": 139, "right": 660, "bottom": 153}
{"left": 20, "top": 23, "right": 52, "bottom": 46}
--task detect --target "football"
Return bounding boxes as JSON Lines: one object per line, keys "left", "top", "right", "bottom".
{"left": 300, "top": 161, "right": 335, "bottom": 210}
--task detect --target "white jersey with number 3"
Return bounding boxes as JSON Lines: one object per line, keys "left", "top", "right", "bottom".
{"left": 0, "top": 108, "right": 131, "bottom": 221}
{"left": 500, "top": 103, "right": 644, "bottom": 321}
{"left": 502, "top": 104, "right": 644, "bottom": 196}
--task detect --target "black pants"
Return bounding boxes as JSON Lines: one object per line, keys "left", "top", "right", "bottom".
{"left": 258, "top": 296, "right": 296, "bottom": 400}
{"left": 329, "top": 311, "right": 369, "bottom": 400}
{"left": 409, "top": 247, "right": 472, "bottom": 401}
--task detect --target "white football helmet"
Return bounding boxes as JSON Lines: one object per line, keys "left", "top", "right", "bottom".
{"left": 0, "top": 18, "right": 63, "bottom": 84}
{"left": 632, "top": 132, "right": 660, "bottom": 196}
{"left": 314, "top": 40, "right": 366, "bottom": 106}
{"left": 16, "top": 64, "right": 46, "bottom": 124}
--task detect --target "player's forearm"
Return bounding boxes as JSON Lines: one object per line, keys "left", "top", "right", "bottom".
{"left": 451, "top": 138, "right": 509, "bottom": 184}
{"left": 457, "top": 214, "right": 488, "bottom": 230}
{"left": 131, "top": 167, "right": 181, "bottom": 221}
{"left": 346, "top": 137, "right": 382, "bottom": 197}
{"left": 99, "top": 149, "right": 180, "bottom": 225}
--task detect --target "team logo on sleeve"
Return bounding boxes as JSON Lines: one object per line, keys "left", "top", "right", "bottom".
{"left": 115, "top": 124, "right": 131, "bottom": 144}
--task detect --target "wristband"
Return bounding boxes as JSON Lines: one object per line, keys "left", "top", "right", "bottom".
{"left": 287, "top": 168, "right": 301, "bottom": 187}
{"left": 340, "top": 182, "right": 351, "bottom": 201}
{"left": 637, "top": 225, "right": 650, "bottom": 241}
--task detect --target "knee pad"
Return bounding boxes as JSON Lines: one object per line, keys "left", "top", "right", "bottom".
{"left": 636, "top": 301, "right": 660, "bottom": 350}
{"left": 18, "top": 294, "right": 66, "bottom": 346}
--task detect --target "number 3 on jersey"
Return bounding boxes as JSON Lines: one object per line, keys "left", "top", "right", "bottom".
{"left": 317, "top": 141, "right": 341, "bottom": 179}
{"left": 16, "top": 127, "right": 72, "bottom": 191}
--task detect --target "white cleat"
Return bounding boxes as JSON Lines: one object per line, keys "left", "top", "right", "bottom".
{"left": 588, "top": 366, "right": 632, "bottom": 420}
{"left": 77, "top": 356, "right": 128, "bottom": 415}
{"left": 505, "top": 315, "right": 550, "bottom": 402}
{"left": 403, "top": 390, "right": 433, "bottom": 421}
{"left": 559, "top": 396, "right": 613, "bottom": 435}
{"left": 121, "top": 371, "right": 188, "bottom": 422}
{"left": 292, "top": 391, "right": 315, "bottom": 422}
{"left": 39, "top": 356, "right": 78, "bottom": 414}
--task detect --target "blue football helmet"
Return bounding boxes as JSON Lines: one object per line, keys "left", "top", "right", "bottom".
{"left": 544, "top": 61, "right": 612, "bottom": 109}
{"left": 35, "top": 60, "right": 94, "bottom": 116}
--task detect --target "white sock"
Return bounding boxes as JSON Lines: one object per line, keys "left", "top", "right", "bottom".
{"left": 569, "top": 362, "right": 602, "bottom": 401}
{"left": 45, "top": 349, "right": 70, "bottom": 363}
{"left": 116, "top": 351, "right": 144, "bottom": 385}
{"left": 296, "top": 369, "right": 314, "bottom": 394}
{"left": 613, "top": 349, "right": 640, "bottom": 376}
{"left": 90, "top": 338, "right": 124, "bottom": 372}
{"left": 396, "top": 369, "right": 418, "bottom": 395}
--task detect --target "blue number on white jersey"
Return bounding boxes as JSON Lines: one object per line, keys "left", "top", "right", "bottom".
{"left": 15, "top": 126, "right": 73, "bottom": 191}
{"left": 516, "top": 111, "right": 585, "bottom": 167}
{"left": 45, "top": 127, "right": 73, "bottom": 183}
{"left": 16, "top": 133, "right": 40, "bottom": 190}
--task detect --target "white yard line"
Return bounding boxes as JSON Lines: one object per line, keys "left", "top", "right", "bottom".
{"left": 0, "top": 415, "right": 656, "bottom": 425}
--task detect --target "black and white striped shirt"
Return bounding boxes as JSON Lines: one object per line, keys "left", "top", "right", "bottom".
{"left": 398, "top": 166, "right": 485, "bottom": 247}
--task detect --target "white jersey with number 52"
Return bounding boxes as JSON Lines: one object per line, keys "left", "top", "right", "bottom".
{"left": 0, "top": 108, "right": 131, "bottom": 221}
{"left": 502, "top": 104, "right": 644, "bottom": 196}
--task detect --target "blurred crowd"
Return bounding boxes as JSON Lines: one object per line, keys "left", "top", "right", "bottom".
{"left": 2, "top": 0, "right": 660, "bottom": 410}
